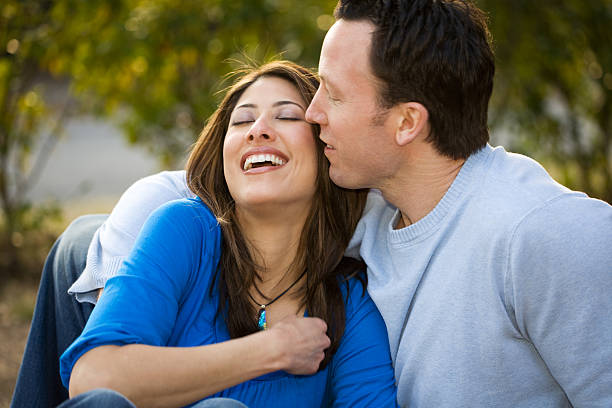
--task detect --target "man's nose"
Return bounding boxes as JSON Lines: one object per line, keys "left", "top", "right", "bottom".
{"left": 306, "top": 91, "right": 327, "bottom": 125}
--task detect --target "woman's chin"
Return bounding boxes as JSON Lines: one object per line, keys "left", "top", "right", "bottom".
{"left": 234, "top": 194, "right": 314, "bottom": 214}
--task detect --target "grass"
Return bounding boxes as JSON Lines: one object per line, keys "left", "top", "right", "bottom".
{"left": 0, "top": 279, "right": 38, "bottom": 408}
{"left": 0, "top": 196, "right": 117, "bottom": 407}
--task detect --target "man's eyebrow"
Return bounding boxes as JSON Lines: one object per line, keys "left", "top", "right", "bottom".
{"left": 320, "top": 75, "right": 341, "bottom": 96}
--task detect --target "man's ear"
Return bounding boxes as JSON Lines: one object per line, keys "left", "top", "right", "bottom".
{"left": 394, "top": 102, "right": 429, "bottom": 146}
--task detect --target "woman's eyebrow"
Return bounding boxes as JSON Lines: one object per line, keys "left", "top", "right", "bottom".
{"left": 235, "top": 101, "right": 305, "bottom": 110}
{"left": 273, "top": 100, "right": 305, "bottom": 110}
{"left": 235, "top": 103, "right": 256, "bottom": 110}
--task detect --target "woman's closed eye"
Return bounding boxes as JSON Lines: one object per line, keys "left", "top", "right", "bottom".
{"left": 230, "top": 112, "right": 255, "bottom": 126}
{"left": 276, "top": 108, "right": 304, "bottom": 121}
{"left": 231, "top": 119, "right": 255, "bottom": 126}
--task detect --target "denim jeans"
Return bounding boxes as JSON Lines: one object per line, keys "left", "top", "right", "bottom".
{"left": 11, "top": 215, "right": 106, "bottom": 408}
{"left": 56, "top": 389, "right": 248, "bottom": 408}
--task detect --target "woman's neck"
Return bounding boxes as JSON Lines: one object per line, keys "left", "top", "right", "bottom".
{"left": 235, "top": 203, "right": 310, "bottom": 293}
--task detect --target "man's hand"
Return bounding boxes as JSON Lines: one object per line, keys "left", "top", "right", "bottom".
{"left": 268, "top": 315, "right": 331, "bottom": 375}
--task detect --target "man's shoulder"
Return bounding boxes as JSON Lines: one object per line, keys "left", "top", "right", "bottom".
{"left": 512, "top": 192, "right": 611, "bottom": 243}
{"left": 135, "top": 170, "right": 193, "bottom": 198}
{"left": 474, "top": 147, "right": 597, "bottom": 225}
{"left": 484, "top": 147, "right": 571, "bottom": 204}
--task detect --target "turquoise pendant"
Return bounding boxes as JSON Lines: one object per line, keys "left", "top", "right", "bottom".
{"left": 257, "top": 306, "right": 267, "bottom": 330}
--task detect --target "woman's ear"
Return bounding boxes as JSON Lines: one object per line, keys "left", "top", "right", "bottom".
{"left": 394, "top": 102, "right": 429, "bottom": 146}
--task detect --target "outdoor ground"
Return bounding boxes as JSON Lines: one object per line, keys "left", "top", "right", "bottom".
{"left": 0, "top": 280, "right": 38, "bottom": 408}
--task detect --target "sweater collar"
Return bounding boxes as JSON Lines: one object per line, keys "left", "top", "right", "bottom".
{"left": 388, "top": 144, "right": 493, "bottom": 245}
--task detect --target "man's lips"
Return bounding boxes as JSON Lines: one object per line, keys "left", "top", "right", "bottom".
{"left": 319, "top": 136, "right": 335, "bottom": 151}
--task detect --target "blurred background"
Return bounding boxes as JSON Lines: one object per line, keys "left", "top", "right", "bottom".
{"left": 0, "top": 0, "right": 610, "bottom": 405}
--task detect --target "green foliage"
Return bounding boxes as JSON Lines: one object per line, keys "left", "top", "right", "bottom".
{"left": 0, "top": 0, "right": 610, "bottom": 280}
{"left": 38, "top": 0, "right": 611, "bottom": 200}
{"left": 0, "top": 201, "right": 62, "bottom": 280}
{"left": 0, "top": 1, "right": 70, "bottom": 280}
{"left": 44, "top": 0, "right": 337, "bottom": 164}
{"left": 0, "top": 0, "right": 337, "bottom": 279}
{"left": 477, "top": 0, "right": 612, "bottom": 202}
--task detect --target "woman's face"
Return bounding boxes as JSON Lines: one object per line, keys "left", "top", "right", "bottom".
{"left": 223, "top": 76, "right": 318, "bottom": 212}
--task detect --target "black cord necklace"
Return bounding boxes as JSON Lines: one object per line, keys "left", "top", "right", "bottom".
{"left": 248, "top": 269, "right": 307, "bottom": 330}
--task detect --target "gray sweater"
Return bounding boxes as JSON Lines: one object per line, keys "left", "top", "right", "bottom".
{"left": 347, "top": 145, "right": 612, "bottom": 407}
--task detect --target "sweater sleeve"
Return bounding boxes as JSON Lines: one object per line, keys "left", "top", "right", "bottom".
{"left": 505, "top": 194, "right": 612, "bottom": 408}
{"left": 68, "top": 170, "right": 192, "bottom": 303}
{"left": 327, "top": 276, "right": 399, "bottom": 408}
{"left": 59, "top": 199, "right": 220, "bottom": 389}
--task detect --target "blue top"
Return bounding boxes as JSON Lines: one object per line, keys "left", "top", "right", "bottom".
{"left": 60, "top": 198, "right": 398, "bottom": 408}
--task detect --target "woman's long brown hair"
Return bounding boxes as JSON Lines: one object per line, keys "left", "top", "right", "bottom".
{"left": 186, "top": 60, "right": 368, "bottom": 368}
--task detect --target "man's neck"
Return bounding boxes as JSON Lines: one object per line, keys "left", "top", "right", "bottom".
{"left": 381, "top": 146, "right": 465, "bottom": 228}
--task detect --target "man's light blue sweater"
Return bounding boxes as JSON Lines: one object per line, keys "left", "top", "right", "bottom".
{"left": 348, "top": 145, "right": 612, "bottom": 407}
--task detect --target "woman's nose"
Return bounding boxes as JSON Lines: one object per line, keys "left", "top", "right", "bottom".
{"left": 247, "top": 117, "right": 275, "bottom": 142}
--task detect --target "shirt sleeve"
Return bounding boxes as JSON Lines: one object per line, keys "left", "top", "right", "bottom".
{"left": 505, "top": 194, "right": 612, "bottom": 408}
{"left": 59, "top": 199, "right": 220, "bottom": 389}
{"left": 327, "top": 275, "right": 399, "bottom": 408}
{"left": 68, "top": 170, "right": 192, "bottom": 303}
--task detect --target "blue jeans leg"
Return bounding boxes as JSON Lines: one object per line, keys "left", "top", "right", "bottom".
{"left": 56, "top": 388, "right": 137, "bottom": 408}
{"left": 191, "top": 397, "right": 249, "bottom": 408}
{"left": 10, "top": 215, "right": 107, "bottom": 408}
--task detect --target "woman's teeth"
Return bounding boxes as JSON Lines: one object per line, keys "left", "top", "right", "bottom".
{"left": 243, "top": 154, "right": 285, "bottom": 171}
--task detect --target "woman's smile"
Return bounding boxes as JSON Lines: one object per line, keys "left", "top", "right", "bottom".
{"left": 241, "top": 147, "right": 289, "bottom": 173}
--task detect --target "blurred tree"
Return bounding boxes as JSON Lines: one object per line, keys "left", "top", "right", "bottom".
{"left": 1, "top": 0, "right": 611, "bottom": 279}
{"left": 1, "top": 1, "right": 65, "bottom": 277}
{"left": 47, "top": 0, "right": 337, "bottom": 164}
{"left": 0, "top": 0, "right": 336, "bottom": 278}
{"left": 478, "top": 0, "right": 612, "bottom": 202}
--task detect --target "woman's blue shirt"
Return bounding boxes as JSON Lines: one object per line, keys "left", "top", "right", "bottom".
{"left": 60, "top": 198, "right": 398, "bottom": 407}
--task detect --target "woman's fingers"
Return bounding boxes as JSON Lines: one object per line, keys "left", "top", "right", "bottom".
{"left": 271, "top": 315, "right": 331, "bottom": 375}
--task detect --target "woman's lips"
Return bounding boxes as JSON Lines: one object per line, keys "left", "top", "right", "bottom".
{"left": 240, "top": 147, "right": 289, "bottom": 173}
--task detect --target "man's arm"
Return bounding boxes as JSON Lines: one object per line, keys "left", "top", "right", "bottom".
{"left": 507, "top": 194, "right": 612, "bottom": 407}
{"left": 69, "top": 170, "right": 192, "bottom": 303}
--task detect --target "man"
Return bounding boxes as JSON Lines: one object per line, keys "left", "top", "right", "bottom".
{"left": 13, "top": 0, "right": 612, "bottom": 407}
{"left": 306, "top": 1, "right": 612, "bottom": 406}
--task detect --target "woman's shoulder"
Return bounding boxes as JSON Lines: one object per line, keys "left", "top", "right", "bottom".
{"left": 151, "top": 197, "right": 219, "bottom": 230}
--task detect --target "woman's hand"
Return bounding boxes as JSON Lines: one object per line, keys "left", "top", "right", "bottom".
{"left": 268, "top": 315, "right": 331, "bottom": 375}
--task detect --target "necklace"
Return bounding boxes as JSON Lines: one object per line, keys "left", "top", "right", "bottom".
{"left": 248, "top": 270, "right": 307, "bottom": 330}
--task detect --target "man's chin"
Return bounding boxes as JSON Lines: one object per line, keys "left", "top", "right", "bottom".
{"left": 329, "top": 166, "right": 362, "bottom": 190}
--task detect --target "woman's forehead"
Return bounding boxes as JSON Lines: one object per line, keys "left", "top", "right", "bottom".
{"left": 234, "top": 76, "right": 306, "bottom": 110}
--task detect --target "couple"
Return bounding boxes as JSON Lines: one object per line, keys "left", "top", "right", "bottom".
{"left": 13, "top": 0, "right": 612, "bottom": 407}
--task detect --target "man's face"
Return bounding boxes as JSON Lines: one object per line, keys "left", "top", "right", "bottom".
{"left": 306, "top": 19, "right": 397, "bottom": 190}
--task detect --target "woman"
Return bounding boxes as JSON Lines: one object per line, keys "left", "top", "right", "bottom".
{"left": 58, "top": 61, "right": 398, "bottom": 407}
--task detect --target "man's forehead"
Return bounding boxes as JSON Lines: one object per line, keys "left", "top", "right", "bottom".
{"left": 319, "top": 20, "right": 376, "bottom": 90}
{"left": 321, "top": 20, "right": 373, "bottom": 58}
